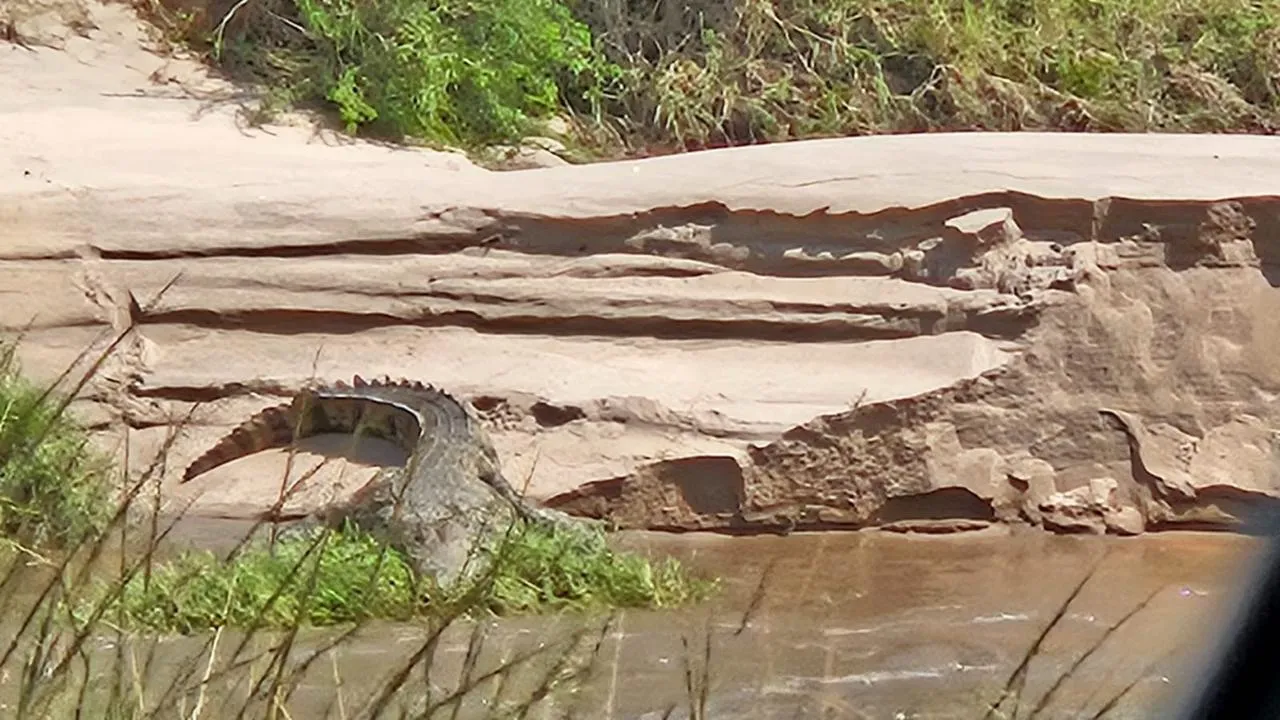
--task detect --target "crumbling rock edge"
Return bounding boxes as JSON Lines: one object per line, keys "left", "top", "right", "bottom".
{"left": 25, "top": 190, "right": 1278, "bottom": 266}
{"left": 540, "top": 196, "right": 1280, "bottom": 537}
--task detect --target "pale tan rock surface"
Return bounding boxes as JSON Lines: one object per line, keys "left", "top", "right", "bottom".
{"left": 3, "top": 1, "right": 1280, "bottom": 534}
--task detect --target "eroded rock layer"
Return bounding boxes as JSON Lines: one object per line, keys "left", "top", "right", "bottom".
{"left": 543, "top": 198, "right": 1280, "bottom": 534}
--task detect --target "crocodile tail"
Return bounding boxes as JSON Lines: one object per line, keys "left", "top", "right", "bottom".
{"left": 183, "top": 376, "right": 474, "bottom": 482}
{"left": 182, "top": 400, "right": 303, "bottom": 482}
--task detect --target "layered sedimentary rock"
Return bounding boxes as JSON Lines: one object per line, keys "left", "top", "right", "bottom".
{"left": 3, "top": 1, "right": 1280, "bottom": 536}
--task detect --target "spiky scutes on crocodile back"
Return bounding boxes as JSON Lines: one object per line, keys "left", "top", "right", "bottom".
{"left": 182, "top": 375, "right": 482, "bottom": 483}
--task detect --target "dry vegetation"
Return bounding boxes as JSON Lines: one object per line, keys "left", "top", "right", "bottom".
{"left": 128, "top": 0, "right": 1280, "bottom": 156}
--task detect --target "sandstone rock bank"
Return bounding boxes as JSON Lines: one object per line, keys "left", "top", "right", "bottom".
{"left": 4, "top": 2, "right": 1280, "bottom": 536}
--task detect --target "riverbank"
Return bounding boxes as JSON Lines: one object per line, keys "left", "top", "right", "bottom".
{"left": 113, "top": 0, "right": 1280, "bottom": 161}
{"left": 4, "top": 522, "right": 1261, "bottom": 718}
{"left": 0, "top": 335, "right": 719, "bottom": 716}
{"left": 5, "top": 5, "right": 1280, "bottom": 537}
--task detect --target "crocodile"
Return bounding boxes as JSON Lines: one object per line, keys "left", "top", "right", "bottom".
{"left": 183, "top": 375, "right": 576, "bottom": 586}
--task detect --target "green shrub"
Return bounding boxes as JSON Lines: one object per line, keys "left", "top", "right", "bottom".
{"left": 102, "top": 523, "right": 423, "bottom": 633}
{"left": 481, "top": 522, "right": 716, "bottom": 613}
{"left": 97, "top": 520, "right": 715, "bottom": 633}
{"left": 202, "top": 0, "right": 619, "bottom": 146}
{"left": 148, "top": 0, "right": 1280, "bottom": 155}
{"left": 0, "top": 342, "right": 112, "bottom": 548}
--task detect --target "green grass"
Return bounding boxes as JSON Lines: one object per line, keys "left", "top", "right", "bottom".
{"left": 93, "top": 524, "right": 424, "bottom": 633}
{"left": 94, "top": 520, "right": 715, "bottom": 635}
{"left": 149, "top": 0, "right": 619, "bottom": 148}
{"left": 579, "top": 0, "right": 1280, "bottom": 151}
{"left": 0, "top": 342, "right": 113, "bottom": 549}
{"left": 482, "top": 521, "right": 716, "bottom": 614}
{"left": 138, "top": 0, "right": 1280, "bottom": 155}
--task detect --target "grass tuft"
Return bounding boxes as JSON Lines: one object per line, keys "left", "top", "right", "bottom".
{"left": 481, "top": 521, "right": 717, "bottom": 614}
{"left": 95, "top": 520, "right": 715, "bottom": 634}
{"left": 0, "top": 341, "right": 113, "bottom": 549}
{"left": 96, "top": 523, "right": 422, "bottom": 633}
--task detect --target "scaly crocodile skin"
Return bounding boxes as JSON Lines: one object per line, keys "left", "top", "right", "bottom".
{"left": 183, "top": 375, "right": 578, "bottom": 583}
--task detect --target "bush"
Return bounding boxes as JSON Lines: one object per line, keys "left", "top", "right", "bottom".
{"left": 195, "top": 0, "right": 619, "bottom": 146}
{"left": 100, "top": 523, "right": 424, "bottom": 633}
{"left": 0, "top": 342, "right": 112, "bottom": 548}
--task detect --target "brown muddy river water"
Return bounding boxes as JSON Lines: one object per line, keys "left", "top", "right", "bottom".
{"left": 600, "top": 529, "right": 1260, "bottom": 719}
{"left": 30, "top": 525, "right": 1265, "bottom": 720}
